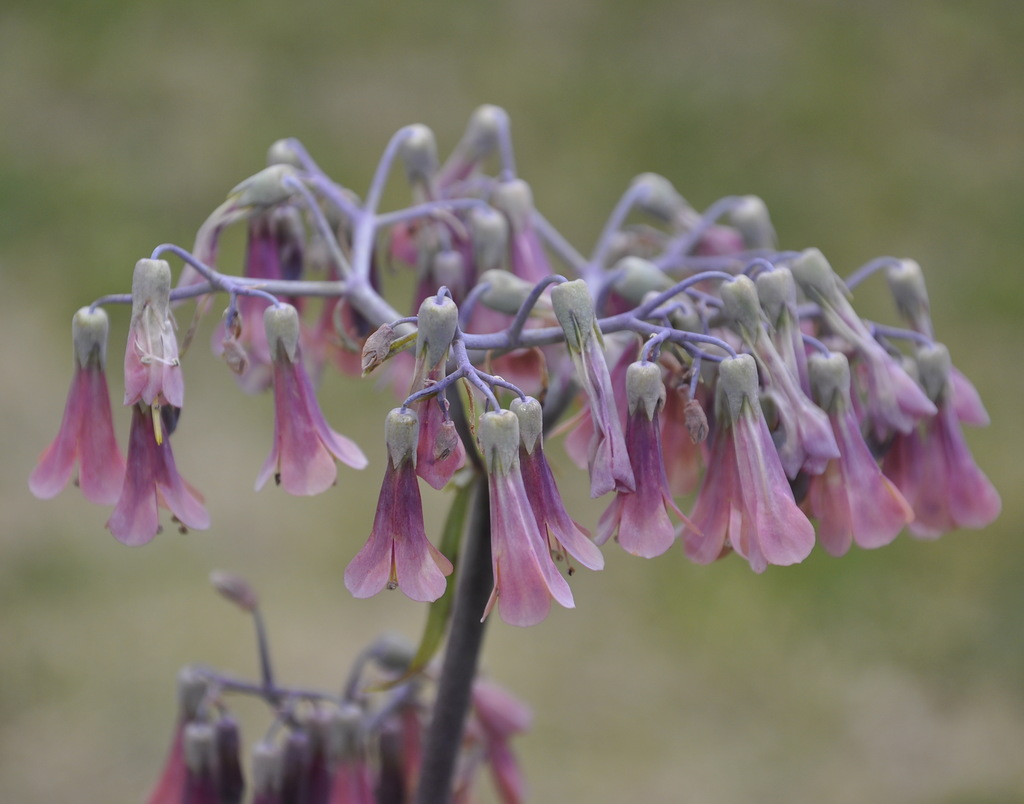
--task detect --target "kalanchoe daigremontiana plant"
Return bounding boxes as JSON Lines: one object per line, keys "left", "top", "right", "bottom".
{"left": 31, "top": 105, "right": 1000, "bottom": 801}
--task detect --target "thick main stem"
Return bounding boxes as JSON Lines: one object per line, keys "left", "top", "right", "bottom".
{"left": 413, "top": 477, "right": 492, "bottom": 804}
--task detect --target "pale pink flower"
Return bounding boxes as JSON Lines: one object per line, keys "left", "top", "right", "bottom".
{"left": 107, "top": 404, "right": 209, "bottom": 545}
{"left": 30, "top": 307, "right": 125, "bottom": 505}
{"left": 805, "top": 353, "right": 913, "bottom": 556}
{"left": 551, "top": 281, "right": 634, "bottom": 497}
{"left": 680, "top": 355, "right": 816, "bottom": 573}
{"left": 511, "top": 398, "right": 604, "bottom": 572}
{"left": 345, "top": 409, "right": 453, "bottom": 602}
{"left": 124, "top": 259, "right": 185, "bottom": 408}
{"left": 479, "top": 411, "right": 574, "bottom": 627}
{"left": 597, "top": 362, "right": 696, "bottom": 558}
{"left": 469, "top": 678, "right": 532, "bottom": 804}
{"left": 256, "top": 305, "right": 368, "bottom": 496}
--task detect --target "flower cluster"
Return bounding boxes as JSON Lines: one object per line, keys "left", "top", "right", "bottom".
{"left": 145, "top": 577, "right": 529, "bottom": 804}
{"left": 33, "top": 106, "right": 999, "bottom": 609}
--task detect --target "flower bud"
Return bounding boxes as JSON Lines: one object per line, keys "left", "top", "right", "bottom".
{"left": 210, "top": 570, "right": 259, "bottom": 613}
{"left": 251, "top": 741, "right": 284, "bottom": 798}
{"left": 612, "top": 257, "right": 672, "bottom": 305}
{"left": 719, "top": 275, "right": 763, "bottom": 341}
{"left": 361, "top": 323, "right": 397, "bottom": 376}
{"left": 385, "top": 408, "right": 419, "bottom": 468}
{"left": 632, "top": 173, "right": 687, "bottom": 222}
{"left": 430, "top": 250, "right": 465, "bottom": 290}
{"left": 266, "top": 138, "right": 304, "bottom": 169}
{"left": 477, "top": 269, "right": 536, "bottom": 315}
{"left": 490, "top": 179, "right": 534, "bottom": 232}
{"left": 264, "top": 303, "right": 301, "bottom": 364}
{"left": 177, "top": 665, "right": 210, "bottom": 721}
{"left": 183, "top": 722, "right": 217, "bottom": 776}
{"left": 399, "top": 124, "right": 438, "bottom": 186}
{"left": 326, "top": 704, "right": 364, "bottom": 762}
{"left": 131, "top": 258, "right": 172, "bottom": 319}
{"left": 470, "top": 206, "right": 509, "bottom": 272}
{"left": 886, "top": 258, "right": 930, "bottom": 328}
{"left": 808, "top": 351, "right": 852, "bottom": 411}
{"left": 416, "top": 295, "right": 458, "bottom": 370}
{"left": 754, "top": 267, "right": 797, "bottom": 327}
{"left": 729, "top": 195, "right": 775, "bottom": 249}
{"left": 371, "top": 632, "right": 416, "bottom": 673}
{"left": 626, "top": 361, "right": 665, "bottom": 419}
{"left": 459, "top": 104, "right": 505, "bottom": 161}
{"left": 717, "top": 354, "right": 760, "bottom": 423}
{"left": 684, "top": 398, "right": 709, "bottom": 443}
{"left": 230, "top": 164, "right": 298, "bottom": 208}
{"left": 510, "top": 396, "right": 544, "bottom": 454}
{"left": 478, "top": 410, "right": 520, "bottom": 475}
{"left": 789, "top": 248, "right": 843, "bottom": 303}
{"left": 72, "top": 306, "right": 109, "bottom": 370}
{"left": 915, "top": 341, "right": 951, "bottom": 403}
{"left": 434, "top": 419, "right": 460, "bottom": 462}
{"left": 550, "top": 279, "right": 597, "bottom": 352}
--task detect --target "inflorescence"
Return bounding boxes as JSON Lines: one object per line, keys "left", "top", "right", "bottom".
{"left": 31, "top": 104, "right": 1000, "bottom": 624}
{"left": 30, "top": 104, "right": 1002, "bottom": 804}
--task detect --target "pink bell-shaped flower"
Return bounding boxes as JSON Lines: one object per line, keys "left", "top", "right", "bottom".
{"left": 256, "top": 304, "right": 368, "bottom": 496}
{"left": 681, "top": 354, "right": 816, "bottom": 573}
{"left": 479, "top": 410, "right": 575, "bottom": 626}
{"left": 551, "top": 280, "right": 634, "bottom": 497}
{"left": 345, "top": 409, "right": 453, "bottom": 603}
{"left": 805, "top": 352, "right": 914, "bottom": 556}
{"left": 511, "top": 397, "right": 604, "bottom": 572}
{"left": 30, "top": 307, "right": 125, "bottom": 505}
{"left": 882, "top": 343, "right": 1000, "bottom": 537}
{"left": 107, "top": 404, "right": 210, "bottom": 545}
{"left": 597, "top": 362, "right": 697, "bottom": 558}
{"left": 124, "top": 259, "right": 185, "bottom": 408}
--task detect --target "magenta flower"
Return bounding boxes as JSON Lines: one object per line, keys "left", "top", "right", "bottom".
{"left": 551, "top": 280, "right": 635, "bottom": 497}
{"left": 30, "top": 307, "right": 125, "bottom": 505}
{"left": 511, "top": 398, "right": 604, "bottom": 572}
{"left": 805, "top": 353, "right": 914, "bottom": 556}
{"left": 256, "top": 305, "right": 368, "bottom": 496}
{"left": 680, "top": 354, "right": 816, "bottom": 573}
{"left": 882, "top": 345, "right": 1000, "bottom": 538}
{"left": 107, "top": 404, "right": 209, "bottom": 545}
{"left": 479, "top": 410, "right": 575, "bottom": 627}
{"left": 597, "top": 362, "right": 697, "bottom": 558}
{"left": 124, "top": 259, "right": 185, "bottom": 408}
{"left": 345, "top": 409, "right": 453, "bottom": 602}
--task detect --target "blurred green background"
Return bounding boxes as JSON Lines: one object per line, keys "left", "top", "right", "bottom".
{"left": 3, "top": 2, "right": 1023, "bottom": 802}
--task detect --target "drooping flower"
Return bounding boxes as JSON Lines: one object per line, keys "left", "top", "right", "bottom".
{"left": 107, "top": 404, "right": 209, "bottom": 545}
{"left": 720, "top": 274, "right": 838, "bottom": 478}
{"left": 680, "top": 354, "right": 816, "bottom": 572}
{"left": 479, "top": 410, "right": 575, "bottom": 627}
{"left": 408, "top": 294, "right": 467, "bottom": 489}
{"left": 256, "top": 304, "right": 368, "bottom": 496}
{"left": 510, "top": 397, "right": 604, "bottom": 572}
{"left": 805, "top": 352, "right": 914, "bottom": 556}
{"left": 30, "top": 307, "right": 125, "bottom": 505}
{"left": 551, "top": 280, "right": 634, "bottom": 497}
{"left": 146, "top": 667, "right": 209, "bottom": 804}
{"left": 882, "top": 343, "right": 1000, "bottom": 537}
{"left": 124, "top": 259, "right": 185, "bottom": 409}
{"left": 467, "top": 678, "right": 532, "bottom": 804}
{"left": 597, "top": 362, "right": 697, "bottom": 558}
{"left": 325, "top": 706, "right": 376, "bottom": 804}
{"left": 345, "top": 409, "right": 453, "bottom": 603}
{"left": 790, "top": 248, "right": 936, "bottom": 440}
{"left": 490, "top": 179, "right": 553, "bottom": 284}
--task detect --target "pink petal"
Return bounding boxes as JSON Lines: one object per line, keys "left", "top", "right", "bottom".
{"left": 29, "top": 369, "right": 88, "bottom": 500}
